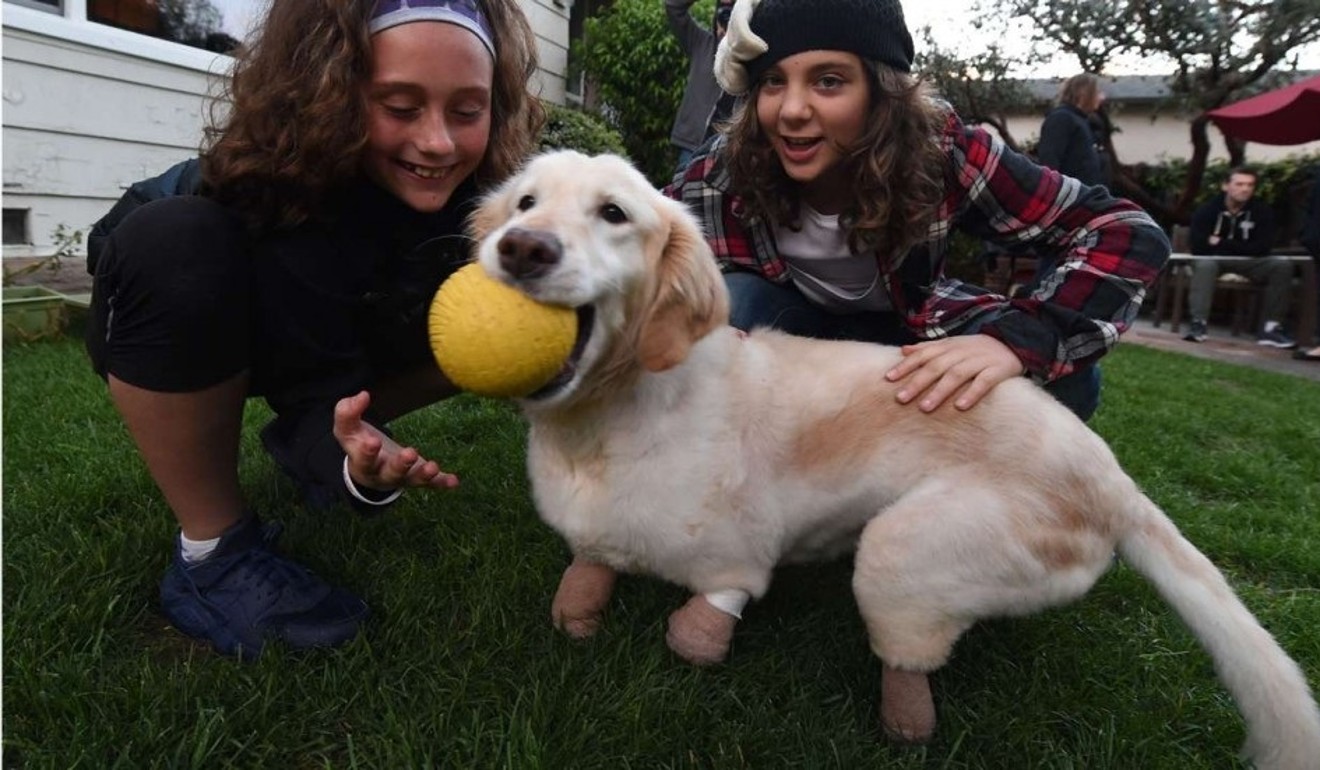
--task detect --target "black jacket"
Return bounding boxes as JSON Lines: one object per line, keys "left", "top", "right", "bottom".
{"left": 1036, "top": 104, "right": 1105, "bottom": 187}
{"left": 1189, "top": 193, "right": 1276, "bottom": 257}
{"left": 251, "top": 181, "right": 476, "bottom": 513}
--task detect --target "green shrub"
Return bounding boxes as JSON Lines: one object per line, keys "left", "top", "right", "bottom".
{"left": 574, "top": 0, "right": 701, "bottom": 184}
{"left": 537, "top": 103, "right": 629, "bottom": 158}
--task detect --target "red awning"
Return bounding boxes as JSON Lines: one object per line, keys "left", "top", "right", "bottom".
{"left": 1207, "top": 74, "right": 1320, "bottom": 146}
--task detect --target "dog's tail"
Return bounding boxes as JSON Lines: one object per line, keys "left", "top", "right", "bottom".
{"left": 1117, "top": 495, "right": 1320, "bottom": 770}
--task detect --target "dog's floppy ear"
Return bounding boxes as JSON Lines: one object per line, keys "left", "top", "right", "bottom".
{"left": 467, "top": 181, "right": 514, "bottom": 244}
{"left": 636, "top": 202, "right": 731, "bottom": 372}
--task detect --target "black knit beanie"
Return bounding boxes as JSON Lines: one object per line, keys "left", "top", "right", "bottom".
{"left": 745, "top": 0, "right": 914, "bottom": 83}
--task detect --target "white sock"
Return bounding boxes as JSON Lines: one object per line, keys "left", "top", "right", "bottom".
{"left": 179, "top": 532, "right": 221, "bottom": 564}
{"left": 1264, "top": 320, "right": 1281, "bottom": 333}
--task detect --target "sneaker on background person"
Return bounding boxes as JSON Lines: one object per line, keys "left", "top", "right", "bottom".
{"left": 159, "top": 514, "right": 369, "bottom": 660}
{"left": 1183, "top": 319, "right": 1208, "bottom": 343}
{"left": 1256, "top": 321, "right": 1297, "bottom": 349}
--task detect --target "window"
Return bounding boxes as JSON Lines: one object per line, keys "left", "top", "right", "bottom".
{"left": 3, "top": 209, "right": 31, "bottom": 246}
{"left": 3, "top": 0, "right": 262, "bottom": 56}
{"left": 565, "top": 0, "right": 594, "bottom": 102}
{"left": 89, "top": 0, "right": 249, "bottom": 55}
{"left": 7, "top": 0, "right": 58, "bottom": 11}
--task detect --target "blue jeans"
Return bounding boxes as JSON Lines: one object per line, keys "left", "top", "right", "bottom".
{"left": 725, "top": 272, "right": 1101, "bottom": 421}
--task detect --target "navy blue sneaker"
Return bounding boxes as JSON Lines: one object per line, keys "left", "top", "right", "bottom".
{"left": 159, "top": 515, "right": 369, "bottom": 660}
{"left": 1256, "top": 323, "right": 1297, "bottom": 349}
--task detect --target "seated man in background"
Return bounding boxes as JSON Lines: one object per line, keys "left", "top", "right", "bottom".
{"left": 1184, "top": 167, "right": 1295, "bottom": 348}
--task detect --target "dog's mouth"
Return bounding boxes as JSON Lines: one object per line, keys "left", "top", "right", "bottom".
{"left": 525, "top": 304, "right": 596, "bottom": 400}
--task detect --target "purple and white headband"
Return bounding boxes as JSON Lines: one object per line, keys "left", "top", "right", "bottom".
{"left": 370, "top": 0, "right": 496, "bottom": 60}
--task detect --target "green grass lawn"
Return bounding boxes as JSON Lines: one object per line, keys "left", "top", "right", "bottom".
{"left": 4, "top": 336, "right": 1319, "bottom": 768}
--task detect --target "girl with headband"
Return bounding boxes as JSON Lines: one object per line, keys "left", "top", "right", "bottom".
{"left": 84, "top": 0, "right": 543, "bottom": 659}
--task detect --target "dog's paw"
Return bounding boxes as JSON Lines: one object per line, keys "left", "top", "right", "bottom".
{"left": 879, "top": 666, "right": 936, "bottom": 744}
{"left": 554, "top": 612, "right": 604, "bottom": 639}
{"left": 551, "top": 559, "right": 617, "bottom": 639}
{"left": 665, "top": 595, "right": 738, "bottom": 666}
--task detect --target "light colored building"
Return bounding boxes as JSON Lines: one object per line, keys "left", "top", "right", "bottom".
{"left": 1001, "top": 74, "right": 1320, "bottom": 166}
{"left": 2, "top": 0, "right": 581, "bottom": 261}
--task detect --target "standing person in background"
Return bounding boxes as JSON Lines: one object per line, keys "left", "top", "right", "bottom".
{"left": 1038, "top": 73, "right": 1108, "bottom": 188}
{"left": 1030, "top": 72, "right": 1109, "bottom": 287}
{"left": 1183, "top": 167, "right": 1293, "bottom": 348}
{"left": 84, "top": 0, "right": 544, "bottom": 659}
{"left": 666, "top": 0, "right": 738, "bottom": 171}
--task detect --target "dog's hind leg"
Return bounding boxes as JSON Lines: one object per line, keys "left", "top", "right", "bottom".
{"left": 850, "top": 496, "right": 974, "bottom": 743}
{"left": 852, "top": 481, "right": 1115, "bottom": 742}
{"left": 551, "top": 557, "right": 617, "bottom": 639}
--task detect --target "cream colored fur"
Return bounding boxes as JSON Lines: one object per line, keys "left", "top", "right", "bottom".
{"left": 470, "top": 150, "right": 1320, "bottom": 768}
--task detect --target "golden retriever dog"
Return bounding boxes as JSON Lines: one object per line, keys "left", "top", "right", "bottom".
{"left": 468, "top": 150, "right": 1320, "bottom": 768}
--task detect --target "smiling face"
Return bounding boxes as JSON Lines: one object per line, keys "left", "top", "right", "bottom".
{"left": 363, "top": 22, "right": 494, "bottom": 212}
{"left": 755, "top": 50, "right": 871, "bottom": 214}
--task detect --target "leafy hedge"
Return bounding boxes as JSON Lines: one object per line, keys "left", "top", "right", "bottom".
{"left": 537, "top": 103, "right": 629, "bottom": 158}
{"left": 574, "top": 0, "right": 713, "bottom": 184}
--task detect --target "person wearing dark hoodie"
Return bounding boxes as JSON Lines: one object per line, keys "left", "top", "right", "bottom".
{"left": 1183, "top": 166, "right": 1294, "bottom": 348}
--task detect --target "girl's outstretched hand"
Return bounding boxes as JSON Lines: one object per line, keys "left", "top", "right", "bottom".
{"left": 334, "top": 391, "right": 459, "bottom": 491}
{"left": 884, "top": 334, "right": 1025, "bottom": 413}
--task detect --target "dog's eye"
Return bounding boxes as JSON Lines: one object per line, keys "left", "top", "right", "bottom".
{"left": 599, "top": 203, "right": 628, "bottom": 224}
{"left": 517, "top": 195, "right": 536, "bottom": 211}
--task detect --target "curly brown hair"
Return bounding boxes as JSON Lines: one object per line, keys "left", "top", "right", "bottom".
{"left": 724, "top": 62, "right": 947, "bottom": 258}
{"left": 201, "top": 0, "right": 544, "bottom": 230}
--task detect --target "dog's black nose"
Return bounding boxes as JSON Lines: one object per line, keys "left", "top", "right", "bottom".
{"left": 498, "top": 227, "right": 563, "bottom": 279}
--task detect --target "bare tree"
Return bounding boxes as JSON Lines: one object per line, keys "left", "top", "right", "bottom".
{"left": 990, "top": 0, "right": 1320, "bottom": 222}
{"left": 916, "top": 27, "right": 1038, "bottom": 151}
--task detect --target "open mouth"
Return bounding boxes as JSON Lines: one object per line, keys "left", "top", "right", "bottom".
{"left": 526, "top": 304, "right": 596, "bottom": 400}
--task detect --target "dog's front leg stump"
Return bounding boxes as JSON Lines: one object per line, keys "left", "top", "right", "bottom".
{"left": 551, "top": 558, "right": 617, "bottom": 639}
{"left": 880, "top": 663, "right": 936, "bottom": 744}
{"left": 665, "top": 589, "right": 747, "bottom": 666}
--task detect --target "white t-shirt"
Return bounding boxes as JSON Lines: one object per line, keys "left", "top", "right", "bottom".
{"left": 775, "top": 204, "right": 891, "bottom": 314}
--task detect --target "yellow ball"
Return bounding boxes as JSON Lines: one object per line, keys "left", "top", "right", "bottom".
{"left": 428, "top": 263, "right": 578, "bottom": 398}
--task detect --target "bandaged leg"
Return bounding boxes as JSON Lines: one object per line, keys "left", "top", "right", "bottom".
{"left": 880, "top": 664, "right": 936, "bottom": 743}
{"left": 551, "top": 557, "right": 617, "bottom": 639}
{"left": 665, "top": 589, "right": 747, "bottom": 666}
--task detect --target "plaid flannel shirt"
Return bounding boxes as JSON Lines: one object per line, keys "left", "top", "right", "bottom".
{"left": 664, "top": 110, "right": 1171, "bottom": 383}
